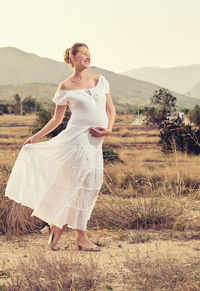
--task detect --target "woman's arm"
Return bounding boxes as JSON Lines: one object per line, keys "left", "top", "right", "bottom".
{"left": 105, "top": 92, "right": 116, "bottom": 133}
{"left": 23, "top": 105, "right": 67, "bottom": 146}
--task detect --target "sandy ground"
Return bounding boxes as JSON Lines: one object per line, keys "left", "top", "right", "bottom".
{"left": 0, "top": 228, "right": 200, "bottom": 290}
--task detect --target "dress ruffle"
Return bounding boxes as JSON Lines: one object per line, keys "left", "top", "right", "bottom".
{"left": 5, "top": 138, "right": 103, "bottom": 230}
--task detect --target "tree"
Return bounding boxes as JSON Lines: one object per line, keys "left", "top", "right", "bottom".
{"left": 22, "top": 96, "right": 41, "bottom": 113}
{"left": 13, "top": 94, "right": 21, "bottom": 104}
{"left": 13, "top": 94, "right": 21, "bottom": 115}
{"left": 151, "top": 88, "right": 177, "bottom": 112}
{"left": 145, "top": 88, "right": 177, "bottom": 128}
{"left": 181, "top": 107, "right": 189, "bottom": 115}
{"left": 188, "top": 105, "right": 200, "bottom": 126}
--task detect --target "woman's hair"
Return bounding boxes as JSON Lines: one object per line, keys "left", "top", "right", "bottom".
{"left": 63, "top": 43, "right": 88, "bottom": 67}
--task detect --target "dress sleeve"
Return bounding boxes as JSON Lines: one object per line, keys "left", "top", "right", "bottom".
{"left": 105, "top": 79, "right": 110, "bottom": 94}
{"left": 102, "top": 75, "right": 110, "bottom": 94}
{"left": 52, "top": 90, "right": 70, "bottom": 105}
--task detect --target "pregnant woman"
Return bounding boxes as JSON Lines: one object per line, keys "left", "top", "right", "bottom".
{"left": 4, "top": 42, "right": 116, "bottom": 251}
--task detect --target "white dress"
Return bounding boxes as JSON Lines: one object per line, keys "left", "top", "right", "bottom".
{"left": 4, "top": 74, "right": 110, "bottom": 231}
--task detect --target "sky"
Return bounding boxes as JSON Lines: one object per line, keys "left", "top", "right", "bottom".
{"left": 0, "top": 0, "right": 200, "bottom": 73}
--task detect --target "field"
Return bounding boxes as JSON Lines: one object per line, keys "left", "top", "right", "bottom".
{"left": 0, "top": 113, "right": 200, "bottom": 290}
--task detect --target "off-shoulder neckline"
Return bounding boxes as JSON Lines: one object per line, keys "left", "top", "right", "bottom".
{"left": 57, "top": 74, "right": 102, "bottom": 92}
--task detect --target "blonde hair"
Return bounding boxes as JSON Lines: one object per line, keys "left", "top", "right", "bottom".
{"left": 63, "top": 42, "right": 88, "bottom": 67}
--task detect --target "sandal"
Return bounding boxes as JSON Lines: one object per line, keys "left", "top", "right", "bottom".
{"left": 75, "top": 239, "right": 101, "bottom": 251}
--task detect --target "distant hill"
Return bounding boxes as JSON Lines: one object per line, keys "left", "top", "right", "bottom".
{"left": 120, "top": 64, "right": 200, "bottom": 95}
{"left": 0, "top": 46, "right": 199, "bottom": 108}
{"left": 0, "top": 46, "right": 72, "bottom": 85}
{"left": 188, "top": 81, "right": 200, "bottom": 99}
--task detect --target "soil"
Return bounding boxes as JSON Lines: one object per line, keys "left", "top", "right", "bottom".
{"left": 0, "top": 228, "right": 200, "bottom": 290}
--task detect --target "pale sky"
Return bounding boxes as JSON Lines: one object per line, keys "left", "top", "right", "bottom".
{"left": 1, "top": 0, "right": 200, "bottom": 73}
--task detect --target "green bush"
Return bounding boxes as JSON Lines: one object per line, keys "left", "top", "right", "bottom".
{"left": 159, "top": 119, "right": 200, "bottom": 154}
{"left": 189, "top": 104, "right": 200, "bottom": 126}
{"left": 103, "top": 145, "right": 122, "bottom": 162}
{"left": 22, "top": 96, "right": 41, "bottom": 113}
{"left": 0, "top": 104, "right": 9, "bottom": 114}
{"left": 32, "top": 108, "right": 71, "bottom": 137}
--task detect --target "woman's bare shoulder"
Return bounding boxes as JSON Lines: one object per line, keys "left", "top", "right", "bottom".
{"left": 58, "top": 73, "right": 100, "bottom": 90}
{"left": 58, "top": 78, "right": 74, "bottom": 90}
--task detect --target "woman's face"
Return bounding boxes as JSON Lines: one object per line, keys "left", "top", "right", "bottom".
{"left": 72, "top": 46, "right": 91, "bottom": 68}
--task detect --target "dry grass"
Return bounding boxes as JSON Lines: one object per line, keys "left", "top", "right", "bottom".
{"left": 1, "top": 242, "right": 200, "bottom": 291}
{"left": 1, "top": 252, "right": 107, "bottom": 291}
{"left": 123, "top": 247, "right": 200, "bottom": 290}
{"left": 104, "top": 135, "right": 159, "bottom": 144}
{"left": 0, "top": 113, "right": 37, "bottom": 125}
{"left": 0, "top": 126, "right": 31, "bottom": 137}
{"left": 101, "top": 161, "right": 200, "bottom": 200}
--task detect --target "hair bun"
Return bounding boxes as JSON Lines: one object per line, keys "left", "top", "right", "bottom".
{"left": 63, "top": 48, "right": 71, "bottom": 64}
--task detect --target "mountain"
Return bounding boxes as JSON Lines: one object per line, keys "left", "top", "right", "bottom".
{"left": 188, "top": 81, "right": 200, "bottom": 99}
{"left": 0, "top": 46, "right": 72, "bottom": 85}
{"left": 120, "top": 64, "right": 200, "bottom": 95}
{"left": 0, "top": 47, "right": 199, "bottom": 108}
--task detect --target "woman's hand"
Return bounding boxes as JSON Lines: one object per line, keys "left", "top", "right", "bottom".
{"left": 89, "top": 126, "right": 111, "bottom": 137}
{"left": 22, "top": 135, "right": 38, "bottom": 147}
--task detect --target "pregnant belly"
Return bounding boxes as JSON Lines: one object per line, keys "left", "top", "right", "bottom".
{"left": 67, "top": 107, "right": 108, "bottom": 128}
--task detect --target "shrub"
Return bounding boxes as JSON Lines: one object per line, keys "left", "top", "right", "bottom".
{"left": 189, "top": 104, "right": 200, "bottom": 126}
{"left": 89, "top": 195, "right": 183, "bottom": 230}
{"left": 0, "top": 104, "right": 9, "bottom": 114}
{"left": 103, "top": 145, "right": 122, "bottom": 163}
{"left": 32, "top": 108, "right": 71, "bottom": 137}
{"left": 159, "top": 120, "right": 200, "bottom": 155}
{"left": 22, "top": 96, "right": 41, "bottom": 113}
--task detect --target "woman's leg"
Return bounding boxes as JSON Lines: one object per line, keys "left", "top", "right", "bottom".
{"left": 76, "top": 229, "right": 100, "bottom": 249}
{"left": 50, "top": 224, "right": 68, "bottom": 243}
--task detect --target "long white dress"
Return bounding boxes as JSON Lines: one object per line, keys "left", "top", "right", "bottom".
{"left": 4, "top": 74, "right": 110, "bottom": 231}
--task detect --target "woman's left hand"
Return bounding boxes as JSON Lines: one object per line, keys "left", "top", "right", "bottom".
{"left": 89, "top": 126, "right": 111, "bottom": 137}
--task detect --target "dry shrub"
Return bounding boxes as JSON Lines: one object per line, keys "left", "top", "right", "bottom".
{"left": 89, "top": 195, "right": 183, "bottom": 230}
{"left": 0, "top": 164, "right": 44, "bottom": 235}
{"left": 2, "top": 251, "right": 106, "bottom": 291}
{"left": 123, "top": 248, "right": 200, "bottom": 290}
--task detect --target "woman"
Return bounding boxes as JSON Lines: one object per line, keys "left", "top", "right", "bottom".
{"left": 5, "top": 42, "right": 116, "bottom": 251}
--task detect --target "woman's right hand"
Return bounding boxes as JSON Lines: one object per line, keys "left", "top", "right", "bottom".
{"left": 22, "top": 136, "right": 38, "bottom": 147}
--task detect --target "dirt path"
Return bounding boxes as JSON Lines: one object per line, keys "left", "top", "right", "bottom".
{"left": 0, "top": 229, "right": 200, "bottom": 290}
